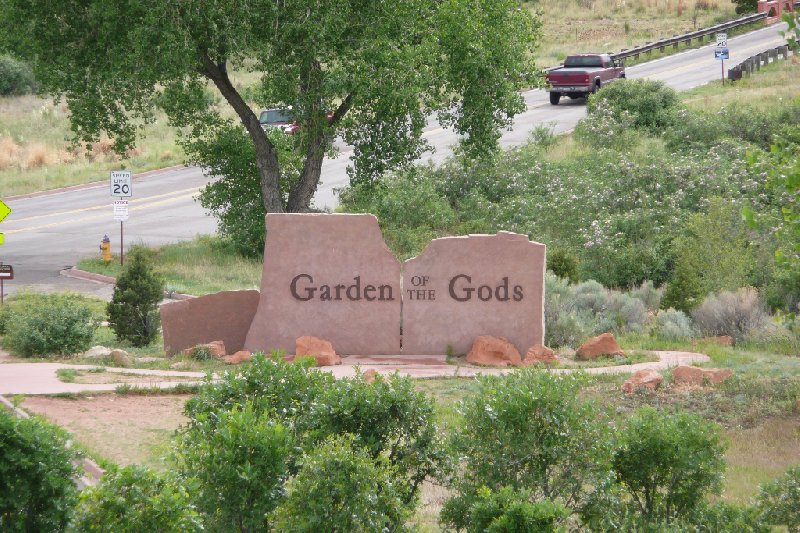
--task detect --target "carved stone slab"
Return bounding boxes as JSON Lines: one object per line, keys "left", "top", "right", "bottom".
{"left": 160, "top": 290, "right": 260, "bottom": 356}
{"left": 244, "top": 214, "right": 401, "bottom": 355}
{"left": 402, "top": 232, "right": 545, "bottom": 355}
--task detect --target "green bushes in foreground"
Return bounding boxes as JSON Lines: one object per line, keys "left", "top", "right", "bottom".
{"left": 1, "top": 292, "right": 100, "bottom": 357}
{"left": 0, "top": 410, "right": 77, "bottom": 532}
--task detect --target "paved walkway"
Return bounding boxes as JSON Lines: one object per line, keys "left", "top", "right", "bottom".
{"left": 0, "top": 351, "right": 709, "bottom": 395}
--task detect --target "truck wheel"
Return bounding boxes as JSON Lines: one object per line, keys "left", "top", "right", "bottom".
{"left": 549, "top": 92, "right": 561, "bottom": 105}
{"left": 591, "top": 81, "right": 600, "bottom": 94}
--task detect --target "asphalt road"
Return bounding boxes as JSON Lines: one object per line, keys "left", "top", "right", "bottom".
{"left": 0, "top": 23, "right": 789, "bottom": 298}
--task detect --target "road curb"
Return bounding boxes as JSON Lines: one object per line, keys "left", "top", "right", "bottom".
{"left": 62, "top": 267, "right": 196, "bottom": 300}
{"left": 5, "top": 164, "right": 190, "bottom": 201}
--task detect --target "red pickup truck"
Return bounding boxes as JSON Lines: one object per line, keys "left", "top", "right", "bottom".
{"left": 545, "top": 54, "right": 625, "bottom": 105}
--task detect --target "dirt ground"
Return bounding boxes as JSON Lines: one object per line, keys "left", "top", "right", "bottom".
{"left": 22, "top": 394, "right": 190, "bottom": 470}
{"left": 65, "top": 370, "right": 199, "bottom": 385}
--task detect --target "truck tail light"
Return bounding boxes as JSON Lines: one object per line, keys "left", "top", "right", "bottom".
{"left": 584, "top": 75, "right": 590, "bottom": 83}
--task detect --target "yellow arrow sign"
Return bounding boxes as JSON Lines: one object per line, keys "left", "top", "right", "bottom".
{"left": 0, "top": 198, "right": 10, "bottom": 245}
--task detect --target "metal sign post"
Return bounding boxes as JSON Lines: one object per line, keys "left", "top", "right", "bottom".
{"left": 715, "top": 33, "right": 728, "bottom": 86}
{"left": 0, "top": 264, "right": 13, "bottom": 306}
{"left": 110, "top": 171, "right": 132, "bottom": 266}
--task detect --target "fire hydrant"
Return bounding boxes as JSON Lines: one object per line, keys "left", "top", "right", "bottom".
{"left": 100, "top": 235, "right": 111, "bottom": 263}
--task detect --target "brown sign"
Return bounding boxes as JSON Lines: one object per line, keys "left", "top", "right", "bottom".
{"left": 0, "top": 265, "right": 13, "bottom": 280}
{"left": 402, "top": 232, "right": 545, "bottom": 355}
{"left": 244, "top": 214, "right": 402, "bottom": 355}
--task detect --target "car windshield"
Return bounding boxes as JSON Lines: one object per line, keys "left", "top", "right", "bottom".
{"left": 564, "top": 56, "right": 604, "bottom": 68}
{"left": 259, "top": 109, "right": 292, "bottom": 124}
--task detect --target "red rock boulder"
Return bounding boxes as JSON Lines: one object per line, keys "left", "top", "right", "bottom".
{"left": 622, "top": 370, "right": 663, "bottom": 394}
{"left": 466, "top": 336, "right": 522, "bottom": 367}
{"left": 223, "top": 350, "right": 252, "bottom": 365}
{"left": 296, "top": 336, "right": 341, "bottom": 366}
{"left": 522, "top": 344, "right": 558, "bottom": 366}
{"left": 575, "top": 333, "right": 624, "bottom": 360}
{"left": 672, "top": 365, "right": 733, "bottom": 386}
{"left": 363, "top": 369, "right": 379, "bottom": 384}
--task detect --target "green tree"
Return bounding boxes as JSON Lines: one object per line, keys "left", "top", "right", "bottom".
{"left": 441, "top": 370, "right": 614, "bottom": 530}
{"left": 0, "top": 0, "right": 540, "bottom": 214}
{"left": 613, "top": 407, "right": 726, "bottom": 523}
{"left": 107, "top": 249, "right": 164, "bottom": 347}
{"left": 663, "top": 198, "right": 754, "bottom": 312}
{"left": 72, "top": 465, "right": 204, "bottom": 532}
{"left": 0, "top": 410, "right": 78, "bottom": 532}
{"left": 272, "top": 434, "right": 408, "bottom": 532}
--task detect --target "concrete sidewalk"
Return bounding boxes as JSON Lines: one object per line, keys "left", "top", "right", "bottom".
{"left": 0, "top": 351, "right": 710, "bottom": 395}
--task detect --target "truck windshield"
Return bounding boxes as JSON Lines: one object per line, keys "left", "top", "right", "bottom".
{"left": 259, "top": 109, "right": 292, "bottom": 124}
{"left": 564, "top": 56, "right": 604, "bottom": 68}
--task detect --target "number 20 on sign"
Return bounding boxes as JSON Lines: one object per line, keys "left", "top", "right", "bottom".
{"left": 110, "top": 170, "right": 132, "bottom": 197}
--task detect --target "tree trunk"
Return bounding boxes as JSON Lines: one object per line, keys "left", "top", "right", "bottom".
{"left": 200, "top": 52, "right": 285, "bottom": 213}
{"left": 287, "top": 133, "right": 325, "bottom": 212}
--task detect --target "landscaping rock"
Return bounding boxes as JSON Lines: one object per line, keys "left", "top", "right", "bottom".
{"left": 363, "top": 369, "right": 379, "bottom": 384}
{"left": 466, "top": 335, "right": 522, "bottom": 367}
{"left": 672, "top": 365, "right": 733, "bottom": 386}
{"left": 83, "top": 346, "right": 112, "bottom": 359}
{"left": 223, "top": 350, "right": 252, "bottom": 365}
{"left": 110, "top": 349, "right": 131, "bottom": 367}
{"left": 622, "top": 370, "right": 663, "bottom": 394}
{"left": 296, "top": 336, "right": 341, "bottom": 366}
{"left": 522, "top": 344, "right": 558, "bottom": 366}
{"left": 575, "top": 333, "right": 624, "bottom": 360}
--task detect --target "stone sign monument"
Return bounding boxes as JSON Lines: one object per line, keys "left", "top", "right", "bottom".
{"left": 243, "top": 214, "right": 402, "bottom": 355}
{"left": 403, "top": 232, "right": 545, "bottom": 355}
{"left": 162, "top": 214, "right": 545, "bottom": 357}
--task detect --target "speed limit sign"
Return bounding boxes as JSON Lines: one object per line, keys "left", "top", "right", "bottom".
{"left": 110, "top": 170, "right": 132, "bottom": 197}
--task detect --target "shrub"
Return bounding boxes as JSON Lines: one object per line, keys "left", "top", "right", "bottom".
{"left": 4, "top": 293, "right": 99, "bottom": 357}
{"left": 544, "top": 273, "right": 592, "bottom": 348}
{"left": 757, "top": 465, "right": 800, "bottom": 532}
{"left": 613, "top": 407, "right": 726, "bottom": 522}
{"left": 586, "top": 79, "right": 681, "bottom": 135}
{"left": 0, "top": 410, "right": 78, "bottom": 532}
{"left": 272, "top": 434, "right": 408, "bottom": 532}
{"left": 732, "top": 0, "right": 758, "bottom": 13}
{"left": 547, "top": 248, "right": 579, "bottom": 283}
{"left": 296, "top": 371, "right": 445, "bottom": 506}
{"left": 664, "top": 198, "right": 755, "bottom": 312}
{"left": 653, "top": 308, "right": 696, "bottom": 341}
{"left": 466, "top": 486, "right": 570, "bottom": 533}
{"left": 72, "top": 465, "right": 203, "bottom": 532}
{"left": 441, "top": 370, "right": 614, "bottom": 529}
{"left": 0, "top": 54, "right": 37, "bottom": 95}
{"left": 176, "top": 402, "right": 291, "bottom": 531}
{"left": 692, "top": 287, "right": 768, "bottom": 343}
{"left": 182, "top": 356, "right": 444, "bottom": 524}
{"left": 629, "top": 280, "right": 662, "bottom": 312}
{"left": 107, "top": 249, "right": 164, "bottom": 347}
{"left": 575, "top": 99, "right": 637, "bottom": 149}
{"left": 188, "top": 345, "right": 212, "bottom": 361}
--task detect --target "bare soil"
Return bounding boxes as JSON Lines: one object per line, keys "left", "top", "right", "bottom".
{"left": 22, "top": 394, "right": 190, "bottom": 470}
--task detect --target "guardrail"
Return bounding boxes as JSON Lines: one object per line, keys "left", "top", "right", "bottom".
{"left": 728, "top": 43, "right": 795, "bottom": 80}
{"left": 611, "top": 11, "right": 768, "bottom": 61}
{"left": 605, "top": 1, "right": 799, "bottom": 63}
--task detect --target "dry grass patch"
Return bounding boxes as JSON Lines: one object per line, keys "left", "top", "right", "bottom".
{"left": 722, "top": 416, "right": 800, "bottom": 503}
{"left": 534, "top": 0, "right": 737, "bottom": 67}
{"left": 21, "top": 393, "right": 190, "bottom": 470}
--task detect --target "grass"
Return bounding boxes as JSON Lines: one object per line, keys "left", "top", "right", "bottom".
{"left": 55, "top": 368, "right": 77, "bottom": 383}
{"left": 534, "top": 0, "right": 737, "bottom": 68}
{"left": 0, "top": 96, "right": 184, "bottom": 197}
{"left": 77, "top": 236, "right": 262, "bottom": 296}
